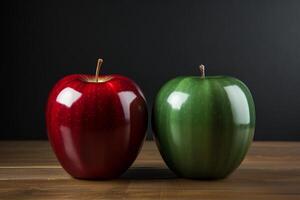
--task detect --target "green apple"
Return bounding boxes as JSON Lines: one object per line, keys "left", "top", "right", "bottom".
{"left": 152, "top": 65, "right": 255, "bottom": 179}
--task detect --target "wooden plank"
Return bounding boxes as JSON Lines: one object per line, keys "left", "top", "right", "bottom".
{"left": 0, "top": 141, "right": 299, "bottom": 199}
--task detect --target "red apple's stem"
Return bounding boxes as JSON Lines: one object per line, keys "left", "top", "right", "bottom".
{"left": 199, "top": 64, "right": 205, "bottom": 78}
{"left": 95, "top": 58, "right": 103, "bottom": 82}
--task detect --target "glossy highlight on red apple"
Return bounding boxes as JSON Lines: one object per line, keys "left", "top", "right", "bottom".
{"left": 46, "top": 59, "right": 148, "bottom": 179}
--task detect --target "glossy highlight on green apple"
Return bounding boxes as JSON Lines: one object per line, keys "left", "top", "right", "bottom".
{"left": 152, "top": 65, "right": 255, "bottom": 179}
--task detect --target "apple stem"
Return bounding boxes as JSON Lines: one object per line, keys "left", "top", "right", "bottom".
{"left": 95, "top": 58, "right": 103, "bottom": 82}
{"left": 199, "top": 64, "right": 205, "bottom": 78}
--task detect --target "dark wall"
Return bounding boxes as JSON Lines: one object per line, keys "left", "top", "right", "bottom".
{"left": 1, "top": 0, "right": 300, "bottom": 140}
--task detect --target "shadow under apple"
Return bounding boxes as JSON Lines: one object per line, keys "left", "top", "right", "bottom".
{"left": 121, "top": 167, "right": 177, "bottom": 180}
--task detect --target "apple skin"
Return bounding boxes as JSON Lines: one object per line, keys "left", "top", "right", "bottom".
{"left": 46, "top": 74, "right": 148, "bottom": 179}
{"left": 152, "top": 76, "right": 255, "bottom": 179}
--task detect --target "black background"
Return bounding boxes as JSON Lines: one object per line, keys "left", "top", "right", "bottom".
{"left": 1, "top": 0, "right": 300, "bottom": 140}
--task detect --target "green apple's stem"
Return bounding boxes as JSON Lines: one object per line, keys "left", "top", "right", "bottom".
{"left": 95, "top": 58, "right": 103, "bottom": 82}
{"left": 199, "top": 64, "right": 205, "bottom": 78}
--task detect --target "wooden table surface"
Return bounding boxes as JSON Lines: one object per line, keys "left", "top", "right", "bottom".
{"left": 0, "top": 141, "right": 299, "bottom": 200}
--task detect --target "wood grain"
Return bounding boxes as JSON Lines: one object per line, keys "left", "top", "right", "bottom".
{"left": 0, "top": 141, "right": 299, "bottom": 200}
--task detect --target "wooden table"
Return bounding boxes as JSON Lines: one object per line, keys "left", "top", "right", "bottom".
{"left": 0, "top": 141, "right": 299, "bottom": 199}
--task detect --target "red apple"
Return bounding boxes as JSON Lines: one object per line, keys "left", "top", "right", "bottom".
{"left": 46, "top": 59, "right": 148, "bottom": 179}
